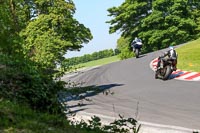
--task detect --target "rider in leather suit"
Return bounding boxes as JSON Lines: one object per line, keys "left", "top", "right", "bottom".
{"left": 156, "top": 46, "right": 178, "bottom": 71}
{"left": 131, "top": 37, "right": 142, "bottom": 52}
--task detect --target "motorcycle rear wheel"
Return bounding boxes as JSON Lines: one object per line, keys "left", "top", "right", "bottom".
{"left": 135, "top": 49, "right": 139, "bottom": 58}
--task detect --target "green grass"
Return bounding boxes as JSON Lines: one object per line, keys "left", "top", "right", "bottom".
{"left": 176, "top": 38, "right": 200, "bottom": 72}
{"left": 0, "top": 100, "right": 102, "bottom": 133}
{"left": 76, "top": 56, "right": 120, "bottom": 68}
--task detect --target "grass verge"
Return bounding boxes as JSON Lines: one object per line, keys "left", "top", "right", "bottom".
{"left": 176, "top": 38, "right": 200, "bottom": 72}
{"left": 76, "top": 56, "right": 120, "bottom": 69}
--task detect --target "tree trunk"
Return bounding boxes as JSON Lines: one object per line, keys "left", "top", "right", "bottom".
{"left": 9, "top": 0, "right": 19, "bottom": 32}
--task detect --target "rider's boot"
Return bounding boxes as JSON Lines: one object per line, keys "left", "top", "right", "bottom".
{"left": 173, "top": 66, "right": 177, "bottom": 71}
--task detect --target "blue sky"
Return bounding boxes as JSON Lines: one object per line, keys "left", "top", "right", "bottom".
{"left": 66, "top": 0, "right": 124, "bottom": 58}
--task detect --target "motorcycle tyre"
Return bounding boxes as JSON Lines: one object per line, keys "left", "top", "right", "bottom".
{"left": 163, "top": 65, "right": 172, "bottom": 80}
{"left": 135, "top": 49, "right": 139, "bottom": 58}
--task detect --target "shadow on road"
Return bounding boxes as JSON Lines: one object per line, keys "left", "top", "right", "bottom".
{"left": 137, "top": 54, "right": 147, "bottom": 58}
{"left": 169, "top": 71, "right": 184, "bottom": 80}
{"left": 60, "top": 83, "right": 124, "bottom": 115}
{"left": 98, "top": 83, "right": 124, "bottom": 90}
{"left": 68, "top": 108, "right": 88, "bottom": 114}
{"left": 67, "top": 103, "right": 93, "bottom": 108}
{"left": 59, "top": 83, "right": 124, "bottom": 102}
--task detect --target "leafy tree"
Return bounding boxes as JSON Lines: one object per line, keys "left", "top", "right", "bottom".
{"left": 140, "top": 0, "right": 200, "bottom": 51}
{"left": 107, "top": 0, "right": 151, "bottom": 38}
{"left": 0, "top": 0, "right": 29, "bottom": 55}
{"left": 20, "top": 0, "right": 93, "bottom": 69}
{"left": 117, "top": 37, "right": 133, "bottom": 60}
{"left": 107, "top": 0, "right": 200, "bottom": 53}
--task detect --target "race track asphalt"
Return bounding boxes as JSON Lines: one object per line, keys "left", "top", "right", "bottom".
{"left": 62, "top": 48, "right": 200, "bottom": 132}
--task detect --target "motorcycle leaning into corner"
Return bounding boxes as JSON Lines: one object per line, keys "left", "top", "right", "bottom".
{"left": 155, "top": 57, "right": 177, "bottom": 80}
{"left": 131, "top": 40, "right": 143, "bottom": 58}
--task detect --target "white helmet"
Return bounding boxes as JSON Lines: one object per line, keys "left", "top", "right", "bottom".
{"left": 169, "top": 46, "right": 174, "bottom": 50}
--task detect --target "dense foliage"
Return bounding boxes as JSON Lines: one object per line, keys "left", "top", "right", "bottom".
{"left": 0, "top": 0, "right": 92, "bottom": 112}
{"left": 0, "top": 0, "right": 92, "bottom": 69}
{"left": 107, "top": 0, "right": 200, "bottom": 55}
{"left": 0, "top": 54, "right": 65, "bottom": 112}
{"left": 20, "top": 0, "right": 92, "bottom": 69}
{"left": 116, "top": 37, "right": 134, "bottom": 60}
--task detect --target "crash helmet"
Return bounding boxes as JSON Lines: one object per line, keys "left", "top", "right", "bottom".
{"left": 169, "top": 46, "right": 174, "bottom": 50}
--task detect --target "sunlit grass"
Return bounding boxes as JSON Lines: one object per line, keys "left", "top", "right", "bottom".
{"left": 76, "top": 55, "right": 120, "bottom": 68}
{"left": 176, "top": 38, "right": 200, "bottom": 72}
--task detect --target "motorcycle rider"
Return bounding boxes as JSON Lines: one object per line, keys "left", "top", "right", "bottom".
{"left": 131, "top": 37, "right": 142, "bottom": 52}
{"left": 156, "top": 46, "right": 178, "bottom": 72}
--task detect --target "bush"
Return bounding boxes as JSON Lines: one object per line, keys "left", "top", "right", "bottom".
{"left": 0, "top": 54, "right": 65, "bottom": 113}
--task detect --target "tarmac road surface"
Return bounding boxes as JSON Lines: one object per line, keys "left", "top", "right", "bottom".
{"left": 62, "top": 47, "right": 200, "bottom": 133}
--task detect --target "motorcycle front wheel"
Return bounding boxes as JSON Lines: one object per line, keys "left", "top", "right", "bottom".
{"left": 162, "top": 65, "right": 172, "bottom": 80}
